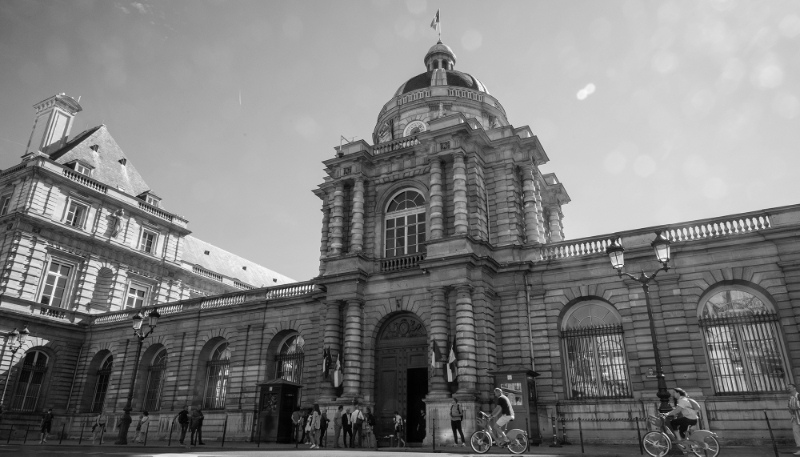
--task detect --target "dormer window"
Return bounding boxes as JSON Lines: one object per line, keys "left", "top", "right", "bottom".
{"left": 67, "top": 161, "right": 93, "bottom": 177}
{"left": 138, "top": 191, "right": 162, "bottom": 208}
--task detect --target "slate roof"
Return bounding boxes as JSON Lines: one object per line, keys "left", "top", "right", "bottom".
{"left": 182, "top": 235, "right": 295, "bottom": 287}
{"left": 47, "top": 125, "right": 152, "bottom": 199}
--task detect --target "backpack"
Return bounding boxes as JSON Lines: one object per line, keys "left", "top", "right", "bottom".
{"left": 686, "top": 398, "right": 702, "bottom": 418}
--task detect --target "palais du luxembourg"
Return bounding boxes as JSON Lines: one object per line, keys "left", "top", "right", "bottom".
{"left": 2, "top": 10, "right": 800, "bottom": 450}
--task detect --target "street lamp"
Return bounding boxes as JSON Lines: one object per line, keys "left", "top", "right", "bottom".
{"left": 1, "top": 326, "right": 30, "bottom": 405}
{"left": 606, "top": 232, "right": 673, "bottom": 413}
{"left": 115, "top": 308, "right": 160, "bottom": 445}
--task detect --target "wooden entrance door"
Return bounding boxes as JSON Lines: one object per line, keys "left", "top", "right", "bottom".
{"left": 374, "top": 314, "right": 428, "bottom": 442}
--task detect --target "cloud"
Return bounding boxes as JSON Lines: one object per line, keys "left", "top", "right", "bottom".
{"left": 116, "top": 3, "right": 130, "bottom": 14}
{"left": 131, "top": 2, "right": 149, "bottom": 14}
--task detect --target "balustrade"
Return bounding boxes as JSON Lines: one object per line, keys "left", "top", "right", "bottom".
{"left": 380, "top": 253, "right": 425, "bottom": 272}
{"left": 372, "top": 136, "right": 420, "bottom": 156}
{"left": 62, "top": 168, "right": 108, "bottom": 194}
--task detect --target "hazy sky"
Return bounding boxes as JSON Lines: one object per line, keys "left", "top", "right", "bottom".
{"left": 1, "top": 0, "right": 798, "bottom": 282}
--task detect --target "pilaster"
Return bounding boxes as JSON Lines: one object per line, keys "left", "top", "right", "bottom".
{"left": 521, "top": 163, "right": 543, "bottom": 244}
{"left": 427, "top": 287, "right": 450, "bottom": 398}
{"left": 454, "top": 284, "right": 477, "bottom": 394}
{"left": 429, "top": 160, "right": 444, "bottom": 239}
{"left": 452, "top": 152, "right": 468, "bottom": 235}
{"left": 349, "top": 177, "right": 365, "bottom": 253}
{"left": 342, "top": 299, "right": 363, "bottom": 400}
{"left": 320, "top": 300, "right": 341, "bottom": 400}
{"left": 329, "top": 182, "right": 345, "bottom": 255}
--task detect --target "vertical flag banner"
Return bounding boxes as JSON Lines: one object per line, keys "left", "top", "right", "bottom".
{"left": 323, "top": 347, "right": 332, "bottom": 379}
{"left": 447, "top": 338, "right": 458, "bottom": 382}
{"left": 430, "top": 340, "right": 441, "bottom": 378}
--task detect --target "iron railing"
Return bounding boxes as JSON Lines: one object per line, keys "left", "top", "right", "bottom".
{"left": 561, "top": 325, "right": 631, "bottom": 399}
{"left": 275, "top": 352, "right": 304, "bottom": 384}
{"left": 203, "top": 360, "right": 230, "bottom": 410}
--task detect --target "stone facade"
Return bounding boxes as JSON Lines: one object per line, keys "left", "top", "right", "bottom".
{"left": 2, "top": 42, "right": 800, "bottom": 449}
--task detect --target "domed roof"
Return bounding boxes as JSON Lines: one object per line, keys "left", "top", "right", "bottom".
{"left": 425, "top": 41, "right": 456, "bottom": 64}
{"left": 394, "top": 70, "right": 490, "bottom": 96}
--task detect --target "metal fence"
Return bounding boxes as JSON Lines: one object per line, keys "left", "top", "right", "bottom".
{"left": 561, "top": 325, "right": 632, "bottom": 399}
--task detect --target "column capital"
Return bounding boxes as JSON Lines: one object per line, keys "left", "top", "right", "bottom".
{"left": 452, "top": 150, "right": 466, "bottom": 160}
{"left": 427, "top": 286, "right": 447, "bottom": 294}
{"left": 345, "top": 298, "right": 364, "bottom": 307}
{"left": 453, "top": 283, "right": 474, "bottom": 294}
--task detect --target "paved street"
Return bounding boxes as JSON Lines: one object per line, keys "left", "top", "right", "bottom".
{"left": 3, "top": 441, "right": 800, "bottom": 457}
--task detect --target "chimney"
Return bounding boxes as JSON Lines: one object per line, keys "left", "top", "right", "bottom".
{"left": 24, "top": 93, "right": 83, "bottom": 157}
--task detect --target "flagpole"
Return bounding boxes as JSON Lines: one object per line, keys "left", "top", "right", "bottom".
{"left": 439, "top": 8, "right": 442, "bottom": 41}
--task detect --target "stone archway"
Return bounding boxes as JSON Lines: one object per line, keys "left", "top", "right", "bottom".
{"left": 374, "top": 313, "right": 428, "bottom": 444}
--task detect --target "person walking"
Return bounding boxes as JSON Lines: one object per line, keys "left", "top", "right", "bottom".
{"left": 393, "top": 410, "right": 406, "bottom": 447}
{"left": 301, "top": 408, "right": 310, "bottom": 444}
{"left": 133, "top": 411, "right": 150, "bottom": 443}
{"left": 363, "top": 407, "right": 376, "bottom": 449}
{"left": 333, "top": 405, "right": 344, "bottom": 448}
{"left": 91, "top": 408, "right": 108, "bottom": 444}
{"left": 309, "top": 405, "right": 321, "bottom": 449}
{"left": 319, "top": 410, "right": 330, "bottom": 447}
{"left": 189, "top": 405, "right": 204, "bottom": 447}
{"left": 417, "top": 408, "right": 426, "bottom": 442}
{"left": 175, "top": 405, "right": 190, "bottom": 445}
{"left": 450, "top": 397, "right": 466, "bottom": 447}
{"left": 291, "top": 407, "right": 303, "bottom": 444}
{"left": 342, "top": 407, "right": 352, "bottom": 448}
{"left": 350, "top": 405, "right": 365, "bottom": 448}
{"left": 39, "top": 408, "right": 54, "bottom": 444}
{"left": 789, "top": 383, "right": 800, "bottom": 456}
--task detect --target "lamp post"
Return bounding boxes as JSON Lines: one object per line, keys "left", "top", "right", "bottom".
{"left": 606, "top": 232, "right": 673, "bottom": 413}
{"left": 1, "top": 326, "right": 30, "bottom": 406}
{"left": 115, "top": 308, "right": 160, "bottom": 445}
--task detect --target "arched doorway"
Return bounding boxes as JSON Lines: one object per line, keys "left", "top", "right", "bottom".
{"left": 374, "top": 313, "right": 428, "bottom": 444}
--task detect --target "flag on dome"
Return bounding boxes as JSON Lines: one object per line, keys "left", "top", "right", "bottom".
{"left": 430, "top": 9, "right": 440, "bottom": 31}
{"left": 446, "top": 338, "right": 458, "bottom": 382}
{"left": 333, "top": 352, "right": 343, "bottom": 387}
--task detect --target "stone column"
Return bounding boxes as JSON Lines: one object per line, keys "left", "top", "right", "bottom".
{"left": 429, "top": 160, "right": 444, "bottom": 239}
{"left": 454, "top": 284, "right": 477, "bottom": 394}
{"left": 428, "top": 287, "right": 450, "bottom": 398}
{"left": 533, "top": 176, "right": 546, "bottom": 238}
{"left": 342, "top": 299, "right": 363, "bottom": 399}
{"left": 349, "top": 178, "right": 365, "bottom": 253}
{"left": 521, "top": 164, "right": 542, "bottom": 244}
{"left": 504, "top": 162, "right": 521, "bottom": 243}
{"left": 453, "top": 152, "right": 468, "bottom": 235}
{"left": 319, "top": 197, "right": 330, "bottom": 274}
{"left": 329, "top": 182, "right": 345, "bottom": 255}
{"left": 547, "top": 205, "right": 564, "bottom": 242}
{"left": 320, "top": 300, "right": 341, "bottom": 400}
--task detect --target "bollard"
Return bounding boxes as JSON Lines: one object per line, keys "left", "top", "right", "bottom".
{"left": 168, "top": 420, "right": 174, "bottom": 446}
{"left": 549, "top": 416, "right": 561, "bottom": 447}
{"left": 635, "top": 417, "right": 643, "bottom": 455}
{"left": 560, "top": 416, "right": 570, "bottom": 445}
{"left": 257, "top": 416, "right": 262, "bottom": 448}
{"left": 7, "top": 425, "right": 12, "bottom": 444}
{"left": 222, "top": 416, "right": 228, "bottom": 447}
{"left": 23, "top": 425, "right": 30, "bottom": 444}
{"left": 59, "top": 423, "right": 66, "bottom": 444}
{"left": 764, "top": 410, "right": 779, "bottom": 457}
{"left": 78, "top": 422, "right": 84, "bottom": 444}
{"left": 525, "top": 418, "right": 530, "bottom": 452}
{"left": 432, "top": 415, "right": 436, "bottom": 452}
{"left": 578, "top": 418, "right": 584, "bottom": 454}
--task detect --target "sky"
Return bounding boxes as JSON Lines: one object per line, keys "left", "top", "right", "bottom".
{"left": 0, "top": 0, "right": 798, "bottom": 282}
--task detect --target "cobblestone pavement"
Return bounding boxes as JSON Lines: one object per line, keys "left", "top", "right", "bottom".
{"left": 2, "top": 441, "right": 800, "bottom": 456}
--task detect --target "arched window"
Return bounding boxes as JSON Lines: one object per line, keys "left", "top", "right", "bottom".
{"left": 561, "top": 301, "right": 631, "bottom": 399}
{"left": 699, "top": 286, "right": 790, "bottom": 393}
{"left": 143, "top": 349, "right": 167, "bottom": 411}
{"left": 385, "top": 190, "right": 426, "bottom": 258}
{"left": 11, "top": 350, "right": 49, "bottom": 411}
{"left": 91, "top": 355, "right": 113, "bottom": 412}
{"left": 203, "top": 342, "right": 230, "bottom": 410}
{"left": 276, "top": 334, "right": 305, "bottom": 383}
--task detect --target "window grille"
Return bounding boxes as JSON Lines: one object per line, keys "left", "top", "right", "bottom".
{"left": 203, "top": 343, "right": 230, "bottom": 410}
{"left": 143, "top": 350, "right": 167, "bottom": 411}
{"left": 701, "top": 311, "right": 789, "bottom": 393}
{"left": 275, "top": 335, "right": 305, "bottom": 383}
{"left": 561, "top": 325, "right": 631, "bottom": 399}
{"left": 91, "top": 355, "right": 113, "bottom": 412}
{"left": 11, "top": 351, "right": 49, "bottom": 411}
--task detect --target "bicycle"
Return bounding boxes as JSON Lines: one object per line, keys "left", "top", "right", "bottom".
{"left": 470, "top": 411, "right": 528, "bottom": 454}
{"left": 642, "top": 413, "right": 720, "bottom": 457}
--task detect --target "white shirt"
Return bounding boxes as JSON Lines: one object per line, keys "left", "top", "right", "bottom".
{"left": 351, "top": 410, "right": 364, "bottom": 424}
{"left": 676, "top": 398, "right": 698, "bottom": 420}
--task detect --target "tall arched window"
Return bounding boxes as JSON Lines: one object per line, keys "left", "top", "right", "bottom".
{"left": 91, "top": 355, "right": 113, "bottom": 412}
{"left": 699, "top": 286, "right": 790, "bottom": 393}
{"left": 561, "top": 301, "right": 631, "bottom": 399}
{"left": 276, "top": 334, "right": 304, "bottom": 383}
{"left": 11, "top": 350, "right": 49, "bottom": 411}
{"left": 143, "top": 349, "right": 167, "bottom": 411}
{"left": 385, "top": 190, "right": 426, "bottom": 258}
{"left": 204, "top": 342, "right": 230, "bottom": 410}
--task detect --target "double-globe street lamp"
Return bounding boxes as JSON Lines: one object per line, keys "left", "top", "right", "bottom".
{"left": 1, "top": 326, "right": 31, "bottom": 405}
{"left": 115, "top": 308, "right": 160, "bottom": 445}
{"left": 606, "top": 232, "right": 673, "bottom": 413}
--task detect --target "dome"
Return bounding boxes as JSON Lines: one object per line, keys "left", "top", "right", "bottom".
{"left": 424, "top": 42, "right": 456, "bottom": 65}
{"left": 394, "top": 70, "right": 490, "bottom": 96}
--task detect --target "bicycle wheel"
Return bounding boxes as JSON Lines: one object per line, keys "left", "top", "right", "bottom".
{"left": 506, "top": 429, "right": 528, "bottom": 454}
{"left": 642, "top": 431, "right": 671, "bottom": 457}
{"left": 690, "top": 435, "right": 720, "bottom": 457}
{"left": 470, "top": 430, "right": 492, "bottom": 454}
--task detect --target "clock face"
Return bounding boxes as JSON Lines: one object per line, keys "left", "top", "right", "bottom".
{"left": 403, "top": 120, "right": 427, "bottom": 137}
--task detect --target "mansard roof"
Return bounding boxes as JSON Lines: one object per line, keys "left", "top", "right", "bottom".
{"left": 182, "top": 235, "right": 295, "bottom": 288}
{"left": 47, "top": 125, "right": 152, "bottom": 198}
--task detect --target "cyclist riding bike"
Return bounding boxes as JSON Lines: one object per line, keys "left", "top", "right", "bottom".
{"left": 490, "top": 388, "right": 515, "bottom": 446}
{"left": 664, "top": 387, "right": 698, "bottom": 442}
